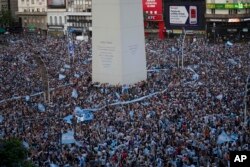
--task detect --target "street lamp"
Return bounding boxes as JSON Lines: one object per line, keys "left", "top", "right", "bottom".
{"left": 244, "top": 75, "right": 249, "bottom": 126}
{"left": 38, "top": 54, "right": 50, "bottom": 103}
{"left": 213, "top": 22, "right": 216, "bottom": 43}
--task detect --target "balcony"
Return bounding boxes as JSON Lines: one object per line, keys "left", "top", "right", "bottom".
{"left": 16, "top": 11, "right": 47, "bottom": 16}
{"left": 205, "top": 13, "right": 250, "bottom": 19}
{"left": 67, "top": 19, "right": 91, "bottom": 23}
{"left": 47, "top": 24, "right": 64, "bottom": 28}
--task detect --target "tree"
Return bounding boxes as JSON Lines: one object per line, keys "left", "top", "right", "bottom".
{"left": 0, "top": 10, "right": 14, "bottom": 27}
{"left": 0, "top": 138, "right": 34, "bottom": 167}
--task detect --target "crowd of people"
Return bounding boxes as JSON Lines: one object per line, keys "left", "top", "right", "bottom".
{"left": 0, "top": 33, "right": 249, "bottom": 167}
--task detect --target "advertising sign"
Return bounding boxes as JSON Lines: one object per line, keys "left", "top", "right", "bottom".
{"left": 164, "top": 0, "right": 205, "bottom": 30}
{"left": 207, "top": 3, "right": 250, "bottom": 9}
{"left": 143, "top": 0, "right": 163, "bottom": 21}
{"left": 47, "top": 0, "right": 66, "bottom": 8}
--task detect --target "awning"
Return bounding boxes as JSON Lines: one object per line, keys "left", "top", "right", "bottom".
{"left": 28, "top": 24, "right": 36, "bottom": 31}
{"left": 0, "top": 28, "right": 6, "bottom": 34}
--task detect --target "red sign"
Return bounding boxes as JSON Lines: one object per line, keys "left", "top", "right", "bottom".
{"left": 143, "top": 0, "right": 163, "bottom": 21}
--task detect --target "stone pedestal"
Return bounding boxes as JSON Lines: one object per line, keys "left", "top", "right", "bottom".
{"left": 92, "top": 0, "right": 147, "bottom": 85}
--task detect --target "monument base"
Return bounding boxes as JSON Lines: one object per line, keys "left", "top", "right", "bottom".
{"left": 92, "top": 0, "right": 147, "bottom": 85}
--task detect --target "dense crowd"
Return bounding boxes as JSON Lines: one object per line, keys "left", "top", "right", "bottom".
{"left": 0, "top": 33, "right": 249, "bottom": 167}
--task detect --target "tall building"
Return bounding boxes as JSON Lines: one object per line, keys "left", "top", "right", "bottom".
{"left": 65, "top": 0, "right": 92, "bottom": 36}
{"left": 47, "top": 0, "right": 67, "bottom": 36}
{"left": 0, "top": 0, "right": 8, "bottom": 12}
{"left": 16, "top": 0, "right": 47, "bottom": 34}
{"left": 205, "top": 0, "right": 250, "bottom": 40}
{"left": 0, "top": 0, "right": 18, "bottom": 18}
{"left": 9, "top": 0, "right": 18, "bottom": 19}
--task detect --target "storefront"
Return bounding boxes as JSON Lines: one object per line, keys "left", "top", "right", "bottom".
{"left": 206, "top": 2, "right": 250, "bottom": 41}
{"left": 143, "top": 0, "right": 165, "bottom": 39}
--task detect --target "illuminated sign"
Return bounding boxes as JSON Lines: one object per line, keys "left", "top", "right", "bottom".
{"left": 206, "top": 3, "right": 250, "bottom": 9}
{"left": 143, "top": 0, "right": 163, "bottom": 21}
{"left": 47, "top": 0, "right": 66, "bottom": 9}
{"left": 228, "top": 18, "right": 240, "bottom": 23}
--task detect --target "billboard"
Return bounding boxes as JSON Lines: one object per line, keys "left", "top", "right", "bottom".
{"left": 164, "top": 0, "right": 205, "bottom": 30}
{"left": 143, "top": 0, "right": 163, "bottom": 21}
{"left": 207, "top": 3, "right": 250, "bottom": 9}
{"left": 47, "top": 0, "right": 66, "bottom": 8}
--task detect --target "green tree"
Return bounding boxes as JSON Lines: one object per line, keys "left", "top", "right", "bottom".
{"left": 0, "top": 138, "right": 34, "bottom": 167}
{"left": 0, "top": 10, "right": 14, "bottom": 27}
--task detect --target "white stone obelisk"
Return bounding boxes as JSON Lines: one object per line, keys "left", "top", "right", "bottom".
{"left": 92, "top": 0, "right": 147, "bottom": 85}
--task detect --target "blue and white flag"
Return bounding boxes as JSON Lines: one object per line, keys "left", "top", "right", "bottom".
{"left": 25, "top": 96, "right": 30, "bottom": 102}
{"left": 71, "top": 89, "right": 78, "bottom": 99}
{"left": 74, "top": 107, "right": 94, "bottom": 123}
{"left": 217, "top": 131, "right": 231, "bottom": 144}
{"left": 226, "top": 41, "right": 233, "bottom": 46}
{"left": 68, "top": 41, "right": 75, "bottom": 57}
{"left": 0, "top": 115, "right": 3, "bottom": 123}
{"left": 129, "top": 110, "right": 134, "bottom": 119}
{"left": 50, "top": 164, "right": 59, "bottom": 167}
{"left": 62, "top": 130, "right": 75, "bottom": 144}
{"left": 64, "top": 64, "right": 71, "bottom": 69}
{"left": 74, "top": 73, "right": 80, "bottom": 78}
{"left": 59, "top": 74, "right": 66, "bottom": 80}
{"left": 63, "top": 115, "right": 73, "bottom": 124}
{"left": 38, "top": 103, "right": 45, "bottom": 112}
{"left": 22, "top": 141, "right": 29, "bottom": 149}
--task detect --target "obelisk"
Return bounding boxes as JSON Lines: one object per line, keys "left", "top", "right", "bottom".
{"left": 92, "top": 0, "right": 147, "bottom": 85}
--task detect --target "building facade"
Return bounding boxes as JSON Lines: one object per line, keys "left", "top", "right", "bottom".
{"left": 8, "top": 0, "right": 18, "bottom": 19}
{"left": 65, "top": 0, "right": 92, "bottom": 36}
{"left": 47, "top": 0, "right": 67, "bottom": 36}
{"left": 16, "top": 0, "right": 47, "bottom": 34}
{"left": 205, "top": 0, "right": 250, "bottom": 41}
{"left": 0, "top": 0, "right": 8, "bottom": 12}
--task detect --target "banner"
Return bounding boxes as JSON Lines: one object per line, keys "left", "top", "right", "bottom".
{"left": 164, "top": 0, "right": 206, "bottom": 30}
{"left": 143, "top": 0, "right": 163, "bottom": 21}
{"left": 207, "top": 3, "right": 250, "bottom": 9}
{"left": 62, "top": 130, "right": 75, "bottom": 144}
{"left": 47, "top": 0, "right": 66, "bottom": 9}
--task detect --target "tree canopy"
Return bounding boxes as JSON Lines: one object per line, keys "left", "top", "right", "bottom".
{"left": 0, "top": 10, "right": 14, "bottom": 27}
{"left": 0, "top": 138, "right": 34, "bottom": 167}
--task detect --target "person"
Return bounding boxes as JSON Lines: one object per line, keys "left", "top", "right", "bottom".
{"left": 0, "top": 34, "right": 249, "bottom": 166}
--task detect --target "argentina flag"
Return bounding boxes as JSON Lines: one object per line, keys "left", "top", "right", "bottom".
{"left": 68, "top": 40, "right": 74, "bottom": 57}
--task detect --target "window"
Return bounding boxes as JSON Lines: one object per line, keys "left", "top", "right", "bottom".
{"left": 229, "top": 9, "right": 237, "bottom": 15}
{"left": 31, "top": 0, "right": 34, "bottom": 4}
{"left": 211, "top": 9, "right": 215, "bottom": 14}
{"left": 50, "top": 16, "right": 52, "bottom": 25}
{"left": 59, "top": 16, "right": 62, "bottom": 25}
{"left": 54, "top": 16, "right": 57, "bottom": 25}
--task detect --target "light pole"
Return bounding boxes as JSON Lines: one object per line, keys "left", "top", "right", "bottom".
{"left": 213, "top": 22, "right": 216, "bottom": 43}
{"left": 244, "top": 75, "right": 249, "bottom": 126}
{"left": 181, "top": 28, "right": 186, "bottom": 69}
{"left": 38, "top": 54, "right": 50, "bottom": 103}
